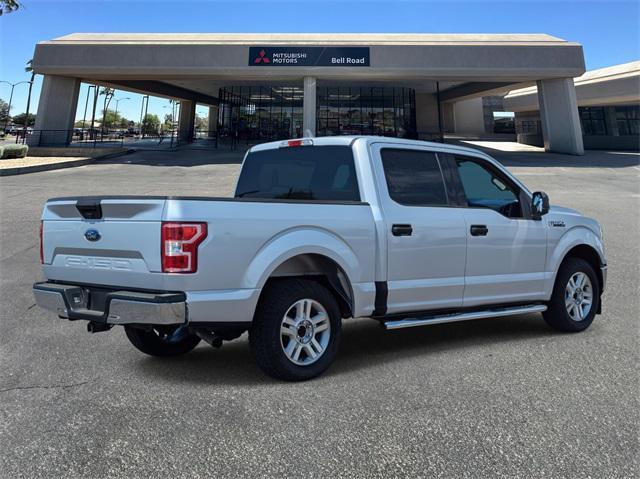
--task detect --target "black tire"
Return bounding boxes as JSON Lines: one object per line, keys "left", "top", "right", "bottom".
{"left": 543, "top": 257, "right": 600, "bottom": 332}
{"left": 249, "top": 279, "right": 342, "bottom": 381}
{"left": 124, "top": 325, "right": 201, "bottom": 357}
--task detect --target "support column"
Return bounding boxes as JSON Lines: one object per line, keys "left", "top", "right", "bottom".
{"left": 537, "top": 78, "right": 584, "bottom": 155}
{"left": 30, "top": 75, "right": 81, "bottom": 146}
{"left": 208, "top": 106, "right": 218, "bottom": 138}
{"left": 443, "top": 102, "right": 455, "bottom": 133}
{"left": 302, "top": 76, "right": 316, "bottom": 137}
{"left": 178, "top": 100, "right": 196, "bottom": 143}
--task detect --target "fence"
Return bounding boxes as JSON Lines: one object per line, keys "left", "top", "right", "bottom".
{"left": 8, "top": 128, "right": 449, "bottom": 151}
{"left": 14, "top": 129, "right": 184, "bottom": 149}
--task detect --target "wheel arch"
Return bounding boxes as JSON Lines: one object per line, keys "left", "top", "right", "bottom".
{"left": 243, "top": 227, "right": 362, "bottom": 319}
{"left": 262, "top": 253, "right": 355, "bottom": 318}
{"left": 560, "top": 244, "right": 604, "bottom": 292}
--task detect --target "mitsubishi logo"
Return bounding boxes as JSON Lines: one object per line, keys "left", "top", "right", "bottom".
{"left": 254, "top": 49, "right": 270, "bottom": 64}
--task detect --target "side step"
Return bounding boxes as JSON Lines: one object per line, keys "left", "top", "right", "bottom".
{"left": 383, "top": 304, "right": 547, "bottom": 330}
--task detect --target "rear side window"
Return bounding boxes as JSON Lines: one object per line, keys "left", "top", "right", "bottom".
{"left": 235, "top": 145, "right": 360, "bottom": 201}
{"left": 380, "top": 148, "right": 448, "bottom": 206}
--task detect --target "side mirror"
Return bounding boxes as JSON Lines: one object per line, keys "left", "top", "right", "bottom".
{"left": 531, "top": 191, "right": 550, "bottom": 220}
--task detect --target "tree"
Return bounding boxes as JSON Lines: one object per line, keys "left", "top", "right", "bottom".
{"left": 99, "top": 87, "right": 115, "bottom": 132}
{"left": 163, "top": 113, "right": 174, "bottom": 131}
{"left": 0, "top": 0, "right": 21, "bottom": 15}
{"left": 141, "top": 114, "right": 160, "bottom": 135}
{"left": 195, "top": 114, "right": 208, "bottom": 131}
{"left": 101, "top": 109, "right": 124, "bottom": 129}
{"left": 11, "top": 112, "right": 35, "bottom": 127}
{"left": 118, "top": 117, "right": 131, "bottom": 129}
{"left": 0, "top": 99, "right": 9, "bottom": 125}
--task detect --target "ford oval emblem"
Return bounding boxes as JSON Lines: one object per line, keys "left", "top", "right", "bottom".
{"left": 84, "top": 229, "right": 101, "bottom": 242}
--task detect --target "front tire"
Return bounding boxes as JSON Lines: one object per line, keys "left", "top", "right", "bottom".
{"left": 125, "top": 325, "right": 201, "bottom": 357}
{"left": 249, "top": 279, "right": 342, "bottom": 381}
{"left": 543, "top": 257, "right": 600, "bottom": 332}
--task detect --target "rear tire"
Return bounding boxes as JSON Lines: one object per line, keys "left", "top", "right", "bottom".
{"left": 125, "top": 325, "right": 201, "bottom": 357}
{"left": 543, "top": 257, "right": 600, "bottom": 332}
{"left": 249, "top": 279, "right": 341, "bottom": 381}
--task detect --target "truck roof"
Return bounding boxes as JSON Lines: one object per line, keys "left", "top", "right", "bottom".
{"left": 248, "top": 135, "right": 494, "bottom": 159}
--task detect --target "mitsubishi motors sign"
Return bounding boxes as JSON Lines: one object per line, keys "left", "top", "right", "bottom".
{"left": 249, "top": 46, "right": 370, "bottom": 67}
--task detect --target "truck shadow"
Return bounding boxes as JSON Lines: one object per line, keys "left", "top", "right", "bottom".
{"left": 332, "top": 314, "right": 553, "bottom": 376}
{"left": 134, "top": 314, "right": 556, "bottom": 385}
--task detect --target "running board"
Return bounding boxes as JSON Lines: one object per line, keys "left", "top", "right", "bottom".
{"left": 383, "top": 304, "right": 547, "bottom": 330}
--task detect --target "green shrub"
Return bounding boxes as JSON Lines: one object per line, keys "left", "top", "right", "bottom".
{"left": 1, "top": 144, "right": 28, "bottom": 159}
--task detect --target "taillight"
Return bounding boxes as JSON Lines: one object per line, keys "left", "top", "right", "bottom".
{"left": 161, "top": 222, "right": 207, "bottom": 273}
{"left": 39, "top": 221, "right": 44, "bottom": 264}
{"left": 280, "top": 138, "right": 313, "bottom": 148}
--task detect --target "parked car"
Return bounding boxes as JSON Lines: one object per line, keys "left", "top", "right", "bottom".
{"left": 33, "top": 136, "right": 606, "bottom": 380}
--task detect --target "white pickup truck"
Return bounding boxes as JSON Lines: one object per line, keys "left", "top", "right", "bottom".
{"left": 34, "top": 136, "right": 606, "bottom": 380}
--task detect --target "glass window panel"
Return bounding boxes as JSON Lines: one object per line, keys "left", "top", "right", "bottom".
{"left": 615, "top": 106, "right": 630, "bottom": 119}
{"left": 235, "top": 145, "right": 360, "bottom": 201}
{"left": 381, "top": 148, "right": 448, "bottom": 206}
{"left": 617, "top": 120, "right": 630, "bottom": 136}
{"left": 455, "top": 156, "right": 521, "bottom": 217}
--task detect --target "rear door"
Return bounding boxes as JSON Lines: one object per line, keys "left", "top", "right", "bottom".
{"left": 370, "top": 144, "right": 467, "bottom": 314}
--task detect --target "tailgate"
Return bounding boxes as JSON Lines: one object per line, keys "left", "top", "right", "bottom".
{"left": 42, "top": 197, "right": 166, "bottom": 289}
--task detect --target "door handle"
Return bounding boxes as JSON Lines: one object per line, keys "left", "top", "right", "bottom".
{"left": 470, "top": 225, "right": 488, "bottom": 236}
{"left": 392, "top": 224, "right": 413, "bottom": 236}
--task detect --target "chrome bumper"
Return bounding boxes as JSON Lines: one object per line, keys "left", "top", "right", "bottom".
{"left": 33, "top": 282, "right": 186, "bottom": 325}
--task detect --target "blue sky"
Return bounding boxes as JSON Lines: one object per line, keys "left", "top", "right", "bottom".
{"left": 1, "top": 0, "right": 638, "bottom": 123}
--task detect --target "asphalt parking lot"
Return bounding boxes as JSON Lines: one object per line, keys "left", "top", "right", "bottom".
{"left": 1, "top": 145, "right": 638, "bottom": 478}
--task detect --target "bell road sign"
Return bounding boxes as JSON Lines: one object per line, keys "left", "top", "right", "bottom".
{"left": 249, "top": 47, "right": 370, "bottom": 67}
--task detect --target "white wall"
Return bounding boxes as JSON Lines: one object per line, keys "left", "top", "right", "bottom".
{"left": 452, "top": 97, "right": 485, "bottom": 134}
{"left": 415, "top": 93, "right": 439, "bottom": 133}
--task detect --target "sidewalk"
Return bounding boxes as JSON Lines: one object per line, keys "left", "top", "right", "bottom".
{"left": 0, "top": 148, "right": 132, "bottom": 176}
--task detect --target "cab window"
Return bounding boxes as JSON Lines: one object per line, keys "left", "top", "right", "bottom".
{"left": 381, "top": 148, "right": 448, "bottom": 206}
{"left": 235, "top": 146, "right": 360, "bottom": 201}
{"left": 455, "top": 157, "right": 523, "bottom": 218}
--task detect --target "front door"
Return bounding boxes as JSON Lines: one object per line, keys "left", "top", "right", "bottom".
{"left": 451, "top": 155, "right": 548, "bottom": 306}
{"left": 372, "top": 144, "right": 467, "bottom": 314}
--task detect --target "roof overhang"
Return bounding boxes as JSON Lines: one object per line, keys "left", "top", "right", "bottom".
{"left": 32, "top": 33, "right": 586, "bottom": 103}
{"left": 504, "top": 61, "right": 640, "bottom": 111}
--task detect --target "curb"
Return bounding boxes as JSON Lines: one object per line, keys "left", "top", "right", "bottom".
{"left": 0, "top": 149, "right": 135, "bottom": 176}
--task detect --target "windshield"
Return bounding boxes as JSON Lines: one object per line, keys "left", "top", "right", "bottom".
{"left": 235, "top": 145, "right": 360, "bottom": 201}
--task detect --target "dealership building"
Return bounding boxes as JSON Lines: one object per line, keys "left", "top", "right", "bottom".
{"left": 31, "top": 33, "right": 589, "bottom": 154}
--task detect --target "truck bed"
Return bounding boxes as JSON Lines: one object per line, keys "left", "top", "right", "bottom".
{"left": 41, "top": 195, "right": 378, "bottom": 322}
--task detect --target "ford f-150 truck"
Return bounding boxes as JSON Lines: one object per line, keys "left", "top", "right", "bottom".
{"left": 33, "top": 136, "right": 606, "bottom": 380}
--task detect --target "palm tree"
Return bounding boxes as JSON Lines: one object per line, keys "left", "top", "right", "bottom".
{"left": 99, "top": 87, "right": 115, "bottom": 133}
{"left": 0, "top": 0, "right": 21, "bottom": 15}
{"left": 22, "top": 59, "right": 35, "bottom": 141}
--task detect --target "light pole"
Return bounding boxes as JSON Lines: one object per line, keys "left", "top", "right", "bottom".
{"left": 0, "top": 80, "right": 32, "bottom": 133}
{"left": 89, "top": 86, "right": 99, "bottom": 141}
{"left": 113, "top": 97, "right": 130, "bottom": 130}
{"left": 81, "top": 85, "right": 96, "bottom": 138}
{"left": 139, "top": 95, "right": 149, "bottom": 138}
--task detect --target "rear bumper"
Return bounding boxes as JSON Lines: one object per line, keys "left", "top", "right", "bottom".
{"left": 33, "top": 282, "right": 186, "bottom": 325}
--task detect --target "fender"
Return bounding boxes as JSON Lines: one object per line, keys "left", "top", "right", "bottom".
{"left": 241, "top": 226, "right": 364, "bottom": 291}
{"left": 544, "top": 225, "right": 605, "bottom": 297}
